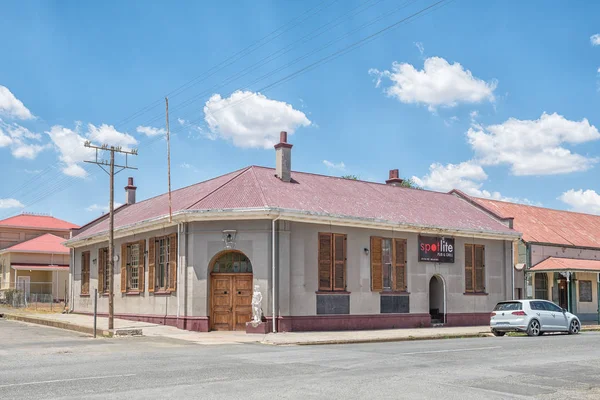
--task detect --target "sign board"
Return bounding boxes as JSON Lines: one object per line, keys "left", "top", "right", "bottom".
{"left": 418, "top": 236, "right": 455, "bottom": 263}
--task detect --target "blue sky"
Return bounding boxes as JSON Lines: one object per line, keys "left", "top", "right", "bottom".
{"left": 1, "top": 0, "right": 600, "bottom": 226}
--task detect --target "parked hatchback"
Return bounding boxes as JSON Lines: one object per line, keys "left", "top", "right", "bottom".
{"left": 490, "top": 299, "right": 581, "bottom": 337}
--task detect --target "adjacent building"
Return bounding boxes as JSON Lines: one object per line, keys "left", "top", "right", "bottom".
{"left": 454, "top": 194, "right": 600, "bottom": 324}
{"left": 0, "top": 214, "right": 79, "bottom": 303}
{"left": 65, "top": 132, "right": 519, "bottom": 332}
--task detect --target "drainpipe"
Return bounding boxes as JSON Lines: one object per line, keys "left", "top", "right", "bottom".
{"left": 510, "top": 241, "right": 515, "bottom": 300}
{"left": 597, "top": 273, "right": 599, "bottom": 325}
{"left": 176, "top": 223, "right": 182, "bottom": 320}
{"left": 69, "top": 248, "right": 75, "bottom": 312}
{"left": 272, "top": 215, "right": 281, "bottom": 333}
{"left": 566, "top": 272, "right": 571, "bottom": 313}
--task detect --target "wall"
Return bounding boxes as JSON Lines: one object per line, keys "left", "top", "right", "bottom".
{"left": 287, "top": 222, "right": 512, "bottom": 321}
{"left": 531, "top": 244, "right": 600, "bottom": 266}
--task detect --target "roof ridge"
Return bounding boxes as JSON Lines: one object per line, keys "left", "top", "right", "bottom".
{"left": 185, "top": 166, "right": 254, "bottom": 210}
{"left": 474, "top": 196, "right": 600, "bottom": 219}
{"left": 250, "top": 166, "right": 269, "bottom": 207}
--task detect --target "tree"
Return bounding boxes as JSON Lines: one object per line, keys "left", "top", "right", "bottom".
{"left": 399, "top": 178, "right": 422, "bottom": 190}
{"left": 341, "top": 175, "right": 359, "bottom": 180}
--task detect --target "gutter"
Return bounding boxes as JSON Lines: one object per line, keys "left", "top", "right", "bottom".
{"left": 64, "top": 207, "right": 520, "bottom": 248}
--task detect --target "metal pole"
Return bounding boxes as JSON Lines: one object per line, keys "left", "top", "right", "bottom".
{"left": 566, "top": 272, "right": 571, "bottom": 313}
{"left": 108, "top": 149, "right": 115, "bottom": 330}
{"left": 597, "top": 273, "right": 599, "bottom": 325}
{"left": 93, "top": 288, "right": 98, "bottom": 338}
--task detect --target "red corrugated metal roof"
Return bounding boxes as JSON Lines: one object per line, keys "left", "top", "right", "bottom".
{"left": 73, "top": 166, "right": 515, "bottom": 240}
{"left": 0, "top": 214, "right": 78, "bottom": 230}
{"left": 530, "top": 257, "right": 600, "bottom": 272}
{"left": 469, "top": 197, "right": 600, "bottom": 248}
{"left": 1, "top": 233, "right": 70, "bottom": 254}
{"left": 11, "top": 263, "right": 69, "bottom": 271}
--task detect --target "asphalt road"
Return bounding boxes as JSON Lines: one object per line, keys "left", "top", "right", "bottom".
{"left": 1, "top": 319, "right": 600, "bottom": 399}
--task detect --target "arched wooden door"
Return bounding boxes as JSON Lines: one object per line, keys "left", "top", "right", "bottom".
{"left": 210, "top": 251, "right": 253, "bottom": 331}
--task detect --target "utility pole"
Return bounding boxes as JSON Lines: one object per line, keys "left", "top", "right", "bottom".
{"left": 166, "top": 97, "right": 172, "bottom": 223}
{"left": 84, "top": 142, "right": 138, "bottom": 330}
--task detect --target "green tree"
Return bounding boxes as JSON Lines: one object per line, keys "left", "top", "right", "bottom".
{"left": 399, "top": 178, "right": 422, "bottom": 190}
{"left": 341, "top": 175, "right": 359, "bottom": 180}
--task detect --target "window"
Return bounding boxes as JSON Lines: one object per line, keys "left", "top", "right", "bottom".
{"left": 212, "top": 252, "right": 252, "bottom": 273}
{"left": 493, "top": 301, "right": 522, "bottom": 311}
{"left": 370, "top": 236, "right": 407, "bottom": 292}
{"left": 465, "top": 244, "right": 485, "bottom": 293}
{"left": 530, "top": 301, "right": 545, "bottom": 311}
{"left": 81, "top": 251, "right": 90, "bottom": 295}
{"left": 98, "top": 247, "right": 109, "bottom": 294}
{"left": 129, "top": 244, "right": 140, "bottom": 290}
{"left": 148, "top": 234, "right": 177, "bottom": 293}
{"left": 318, "top": 233, "right": 346, "bottom": 291}
{"left": 543, "top": 301, "right": 563, "bottom": 313}
{"left": 534, "top": 273, "right": 548, "bottom": 300}
{"left": 120, "top": 240, "right": 146, "bottom": 293}
{"left": 579, "top": 280, "right": 592, "bottom": 302}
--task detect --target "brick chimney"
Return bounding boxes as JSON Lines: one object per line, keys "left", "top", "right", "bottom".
{"left": 124, "top": 177, "right": 137, "bottom": 205}
{"left": 274, "top": 131, "right": 292, "bottom": 182}
{"left": 386, "top": 169, "right": 404, "bottom": 186}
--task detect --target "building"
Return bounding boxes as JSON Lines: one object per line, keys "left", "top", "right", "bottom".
{"left": 454, "top": 194, "right": 600, "bottom": 325}
{"left": 65, "top": 132, "right": 519, "bottom": 332}
{"left": 0, "top": 214, "right": 79, "bottom": 303}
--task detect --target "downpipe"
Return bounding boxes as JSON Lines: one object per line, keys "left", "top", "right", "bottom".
{"left": 272, "top": 215, "right": 281, "bottom": 333}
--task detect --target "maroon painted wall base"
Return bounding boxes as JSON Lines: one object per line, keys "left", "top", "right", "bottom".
{"left": 76, "top": 312, "right": 209, "bottom": 332}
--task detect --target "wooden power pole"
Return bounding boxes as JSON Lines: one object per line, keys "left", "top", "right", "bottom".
{"left": 166, "top": 97, "right": 172, "bottom": 223}
{"left": 84, "top": 142, "right": 138, "bottom": 330}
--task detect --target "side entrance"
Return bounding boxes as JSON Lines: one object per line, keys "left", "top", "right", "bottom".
{"left": 209, "top": 251, "right": 254, "bottom": 331}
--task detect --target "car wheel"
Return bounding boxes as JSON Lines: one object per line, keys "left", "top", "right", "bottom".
{"left": 568, "top": 319, "right": 580, "bottom": 335}
{"left": 492, "top": 330, "right": 505, "bottom": 337}
{"left": 527, "top": 319, "right": 541, "bottom": 337}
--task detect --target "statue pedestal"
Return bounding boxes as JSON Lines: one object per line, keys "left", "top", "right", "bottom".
{"left": 245, "top": 321, "right": 269, "bottom": 334}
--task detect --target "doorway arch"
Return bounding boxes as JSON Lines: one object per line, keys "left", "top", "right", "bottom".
{"left": 429, "top": 275, "right": 446, "bottom": 324}
{"left": 209, "top": 250, "right": 253, "bottom": 331}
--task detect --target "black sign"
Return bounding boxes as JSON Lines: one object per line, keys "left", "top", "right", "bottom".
{"left": 419, "top": 236, "right": 455, "bottom": 263}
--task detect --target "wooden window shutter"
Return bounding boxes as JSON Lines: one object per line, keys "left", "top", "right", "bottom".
{"left": 474, "top": 245, "right": 485, "bottom": 292}
{"left": 121, "top": 244, "right": 127, "bottom": 293}
{"left": 392, "top": 239, "right": 407, "bottom": 291}
{"left": 148, "top": 237, "right": 155, "bottom": 293}
{"left": 465, "top": 244, "right": 473, "bottom": 292}
{"left": 138, "top": 239, "right": 145, "bottom": 292}
{"left": 333, "top": 234, "right": 346, "bottom": 291}
{"left": 81, "top": 252, "right": 90, "bottom": 295}
{"left": 370, "top": 236, "right": 383, "bottom": 291}
{"left": 318, "top": 233, "right": 332, "bottom": 291}
{"left": 168, "top": 233, "right": 177, "bottom": 292}
{"left": 98, "top": 248, "right": 105, "bottom": 293}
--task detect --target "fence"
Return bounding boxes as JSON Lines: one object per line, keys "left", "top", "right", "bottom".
{"left": 0, "top": 281, "right": 67, "bottom": 311}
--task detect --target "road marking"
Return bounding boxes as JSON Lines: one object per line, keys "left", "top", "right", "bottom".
{"left": 399, "top": 346, "right": 501, "bottom": 355}
{"left": 0, "top": 374, "right": 136, "bottom": 389}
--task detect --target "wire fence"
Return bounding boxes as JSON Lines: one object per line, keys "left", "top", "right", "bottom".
{"left": 0, "top": 281, "right": 67, "bottom": 312}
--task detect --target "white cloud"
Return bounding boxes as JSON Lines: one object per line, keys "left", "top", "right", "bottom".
{"left": 46, "top": 125, "right": 95, "bottom": 178}
{"left": 415, "top": 42, "right": 424, "bottom": 55}
{"left": 0, "top": 85, "right": 34, "bottom": 120}
{"left": 136, "top": 125, "right": 166, "bottom": 137}
{"left": 323, "top": 160, "right": 346, "bottom": 171}
{"left": 24, "top": 169, "right": 42, "bottom": 174}
{"left": 412, "top": 161, "right": 534, "bottom": 204}
{"left": 591, "top": 34, "right": 600, "bottom": 46}
{"left": 177, "top": 118, "right": 186, "bottom": 126}
{"left": 86, "top": 202, "right": 123, "bottom": 213}
{"left": 63, "top": 163, "right": 88, "bottom": 178}
{"left": 470, "top": 110, "right": 479, "bottom": 120}
{"left": 11, "top": 143, "right": 46, "bottom": 159}
{"left": 204, "top": 91, "right": 311, "bottom": 149}
{"left": 369, "top": 57, "right": 497, "bottom": 111}
{"left": 0, "top": 129, "right": 11, "bottom": 147}
{"left": 467, "top": 112, "right": 600, "bottom": 175}
{"left": 559, "top": 189, "right": 600, "bottom": 215}
{"left": 0, "top": 119, "right": 45, "bottom": 159}
{"left": 0, "top": 198, "right": 24, "bottom": 209}
{"left": 180, "top": 163, "right": 192, "bottom": 169}
{"left": 87, "top": 123, "right": 137, "bottom": 149}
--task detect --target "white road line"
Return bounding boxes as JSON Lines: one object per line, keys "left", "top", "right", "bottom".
{"left": 0, "top": 374, "right": 136, "bottom": 389}
{"left": 400, "top": 346, "right": 501, "bottom": 355}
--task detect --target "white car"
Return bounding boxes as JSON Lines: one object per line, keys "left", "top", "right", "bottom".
{"left": 490, "top": 299, "right": 581, "bottom": 337}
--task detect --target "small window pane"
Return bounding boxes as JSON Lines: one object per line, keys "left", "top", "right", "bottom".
{"left": 382, "top": 239, "right": 392, "bottom": 289}
{"left": 212, "top": 252, "right": 252, "bottom": 273}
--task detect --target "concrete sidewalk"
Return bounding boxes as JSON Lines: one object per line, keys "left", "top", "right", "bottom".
{"left": 1, "top": 308, "right": 598, "bottom": 346}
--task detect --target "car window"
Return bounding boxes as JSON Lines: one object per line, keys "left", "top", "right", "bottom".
{"left": 543, "top": 301, "right": 563, "bottom": 313}
{"left": 530, "top": 301, "right": 544, "bottom": 311}
{"left": 493, "top": 302, "right": 522, "bottom": 311}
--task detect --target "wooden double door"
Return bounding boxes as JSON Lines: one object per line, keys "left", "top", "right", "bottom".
{"left": 210, "top": 273, "right": 253, "bottom": 331}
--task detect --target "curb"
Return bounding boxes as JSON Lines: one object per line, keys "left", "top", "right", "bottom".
{"left": 2, "top": 313, "right": 113, "bottom": 338}
{"left": 261, "top": 332, "right": 493, "bottom": 346}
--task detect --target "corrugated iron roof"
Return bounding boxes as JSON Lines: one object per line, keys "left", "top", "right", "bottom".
{"left": 72, "top": 166, "right": 515, "bottom": 240}
{"left": 468, "top": 197, "right": 600, "bottom": 248}
{"left": 1, "top": 233, "right": 70, "bottom": 254}
{"left": 0, "top": 214, "right": 78, "bottom": 230}
{"left": 530, "top": 257, "right": 600, "bottom": 272}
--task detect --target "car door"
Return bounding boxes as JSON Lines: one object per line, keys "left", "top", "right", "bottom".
{"left": 543, "top": 301, "right": 568, "bottom": 331}
{"left": 531, "top": 301, "right": 553, "bottom": 330}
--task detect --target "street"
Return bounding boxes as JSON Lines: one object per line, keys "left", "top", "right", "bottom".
{"left": 1, "top": 319, "right": 600, "bottom": 399}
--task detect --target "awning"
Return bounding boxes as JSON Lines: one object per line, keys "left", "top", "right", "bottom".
{"left": 529, "top": 257, "right": 600, "bottom": 273}
{"left": 11, "top": 264, "right": 69, "bottom": 271}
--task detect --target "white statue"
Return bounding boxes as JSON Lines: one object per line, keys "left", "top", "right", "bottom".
{"left": 251, "top": 285, "right": 263, "bottom": 324}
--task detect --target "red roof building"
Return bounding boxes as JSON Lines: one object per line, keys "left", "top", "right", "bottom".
{"left": 0, "top": 214, "right": 78, "bottom": 231}
{"left": 1, "top": 233, "right": 70, "bottom": 255}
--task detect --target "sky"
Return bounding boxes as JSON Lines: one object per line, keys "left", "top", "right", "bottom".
{"left": 1, "top": 0, "right": 600, "bottom": 226}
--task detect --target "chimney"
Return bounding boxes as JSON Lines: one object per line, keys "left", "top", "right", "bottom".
{"left": 125, "top": 177, "right": 137, "bottom": 205}
{"left": 386, "top": 169, "right": 404, "bottom": 187}
{"left": 274, "top": 131, "right": 292, "bottom": 182}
